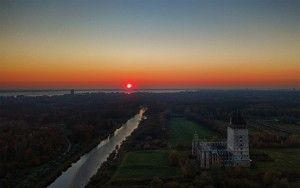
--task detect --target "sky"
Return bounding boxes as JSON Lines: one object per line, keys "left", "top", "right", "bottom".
{"left": 0, "top": 0, "right": 299, "bottom": 89}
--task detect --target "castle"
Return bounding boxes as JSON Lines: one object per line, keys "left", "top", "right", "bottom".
{"left": 192, "top": 111, "right": 251, "bottom": 168}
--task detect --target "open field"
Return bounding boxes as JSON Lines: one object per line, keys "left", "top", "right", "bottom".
{"left": 168, "top": 118, "right": 216, "bottom": 147}
{"left": 254, "top": 148, "right": 300, "bottom": 171}
{"left": 248, "top": 118, "right": 300, "bottom": 135}
{"left": 111, "top": 150, "right": 181, "bottom": 181}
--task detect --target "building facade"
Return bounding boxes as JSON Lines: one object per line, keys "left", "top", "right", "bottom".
{"left": 192, "top": 111, "right": 251, "bottom": 168}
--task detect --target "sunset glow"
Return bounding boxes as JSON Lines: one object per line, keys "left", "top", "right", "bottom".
{"left": 126, "top": 83, "right": 132, "bottom": 89}
{"left": 0, "top": 0, "right": 299, "bottom": 89}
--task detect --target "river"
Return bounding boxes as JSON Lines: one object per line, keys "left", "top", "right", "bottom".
{"left": 48, "top": 108, "right": 146, "bottom": 188}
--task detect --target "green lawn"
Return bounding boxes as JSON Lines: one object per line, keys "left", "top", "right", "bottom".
{"left": 168, "top": 118, "right": 216, "bottom": 147}
{"left": 111, "top": 150, "right": 181, "bottom": 181}
{"left": 254, "top": 148, "right": 300, "bottom": 171}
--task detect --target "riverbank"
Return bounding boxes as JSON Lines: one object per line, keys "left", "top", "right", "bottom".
{"left": 44, "top": 114, "right": 137, "bottom": 187}
{"left": 86, "top": 106, "right": 174, "bottom": 187}
{"left": 47, "top": 108, "right": 145, "bottom": 188}
{"left": 12, "top": 111, "right": 137, "bottom": 188}
{"left": 43, "top": 134, "right": 113, "bottom": 187}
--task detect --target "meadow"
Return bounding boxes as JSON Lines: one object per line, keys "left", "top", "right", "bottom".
{"left": 111, "top": 150, "right": 181, "bottom": 181}
{"left": 168, "top": 118, "right": 216, "bottom": 147}
{"left": 254, "top": 148, "right": 300, "bottom": 171}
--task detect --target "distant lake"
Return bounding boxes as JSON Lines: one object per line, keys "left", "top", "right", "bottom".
{"left": 0, "top": 89, "right": 195, "bottom": 97}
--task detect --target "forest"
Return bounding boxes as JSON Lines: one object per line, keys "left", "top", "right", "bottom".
{"left": 0, "top": 93, "right": 140, "bottom": 187}
{"left": 0, "top": 89, "right": 299, "bottom": 187}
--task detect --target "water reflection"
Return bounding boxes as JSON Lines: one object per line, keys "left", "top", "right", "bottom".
{"left": 48, "top": 109, "right": 145, "bottom": 188}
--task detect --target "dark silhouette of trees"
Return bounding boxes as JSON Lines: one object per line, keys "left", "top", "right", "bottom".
{"left": 150, "top": 177, "right": 164, "bottom": 188}
{"left": 0, "top": 93, "right": 141, "bottom": 187}
{"left": 169, "top": 150, "right": 180, "bottom": 166}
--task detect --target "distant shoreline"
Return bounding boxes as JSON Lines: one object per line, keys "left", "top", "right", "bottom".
{"left": 0, "top": 88, "right": 299, "bottom": 97}
{"left": 0, "top": 87, "right": 299, "bottom": 92}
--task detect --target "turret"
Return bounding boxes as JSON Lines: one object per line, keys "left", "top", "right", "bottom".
{"left": 192, "top": 131, "right": 199, "bottom": 155}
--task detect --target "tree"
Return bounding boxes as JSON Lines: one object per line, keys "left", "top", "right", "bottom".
{"left": 278, "top": 178, "right": 289, "bottom": 188}
{"left": 169, "top": 150, "right": 179, "bottom": 166}
{"left": 164, "top": 181, "right": 180, "bottom": 188}
{"left": 263, "top": 170, "right": 275, "bottom": 186}
{"left": 182, "top": 159, "right": 197, "bottom": 178}
{"left": 193, "top": 172, "right": 213, "bottom": 187}
{"left": 263, "top": 170, "right": 281, "bottom": 186}
{"left": 150, "top": 177, "right": 164, "bottom": 188}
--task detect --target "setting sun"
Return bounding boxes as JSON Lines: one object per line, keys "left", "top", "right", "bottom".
{"left": 126, "top": 83, "right": 132, "bottom": 89}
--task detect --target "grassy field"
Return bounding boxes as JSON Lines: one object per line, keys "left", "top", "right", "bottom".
{"left": 254, "top": 148, "right": 300, "bottom": 171}
{"left": 111, "top": 150, "right": 181, "bottom": 181}
{"left": 168, "top": 118, "right": 216, "bottom": 147}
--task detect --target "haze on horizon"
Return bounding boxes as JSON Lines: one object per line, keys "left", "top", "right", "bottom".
{"left": 0, "top": 0, "right": 299, "bottom": 89}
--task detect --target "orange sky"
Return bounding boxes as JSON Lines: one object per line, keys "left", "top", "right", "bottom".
{"left": 1, "top": 1, "right": 299, "bottom": 89}
{"left": 1, "top": 58, "right": 299, "bottom": 88}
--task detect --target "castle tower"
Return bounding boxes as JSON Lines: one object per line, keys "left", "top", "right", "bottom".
{"left": 227, "top": 110, "right": 250, "bottom": 167}
{"left": 192, "top": 131, "right": 199, "bottom": 155}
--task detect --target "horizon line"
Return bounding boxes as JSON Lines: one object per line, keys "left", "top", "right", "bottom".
{"left": 0, "top": 87, "right": 299, "bottom": 92}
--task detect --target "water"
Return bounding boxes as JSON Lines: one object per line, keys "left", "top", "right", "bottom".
{"left": 0, "top": 89, "right": 195, "bottom": 97}
{"left": 48, "top": 109, "right": 145, "bottom": 188}
{"left": 0, "top": 90, "right": 117, "bottom": 96}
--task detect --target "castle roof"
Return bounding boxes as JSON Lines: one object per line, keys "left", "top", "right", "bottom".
{"left": 229, "top": 110, "right": 247, "bottom": 129}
